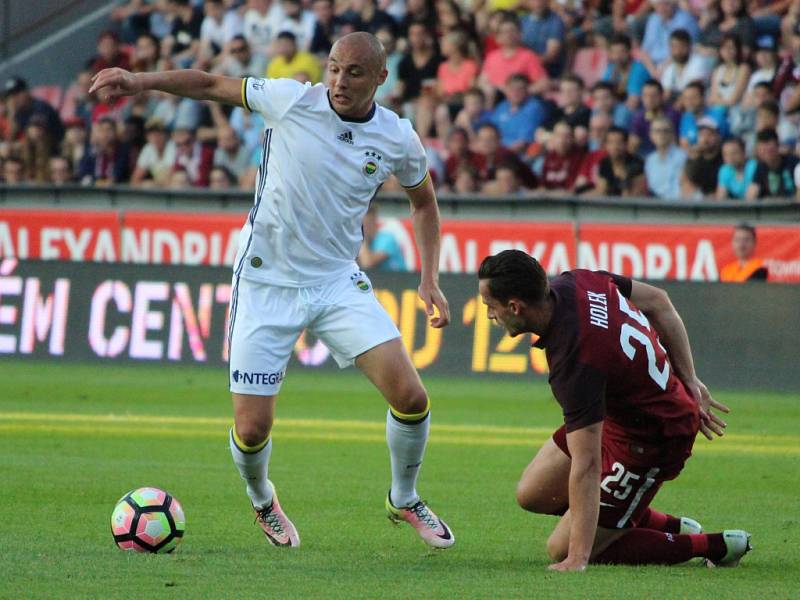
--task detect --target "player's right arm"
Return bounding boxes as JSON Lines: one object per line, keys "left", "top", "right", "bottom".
{"left": 628, "top": 280, "right": 729, "bottom": 439}
{"left": 90, "top": 68, "right": 244, "bottom": 108}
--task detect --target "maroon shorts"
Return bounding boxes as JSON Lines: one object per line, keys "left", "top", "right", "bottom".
{"left": 552, "top": 424, "right": 694, "bottom": 529}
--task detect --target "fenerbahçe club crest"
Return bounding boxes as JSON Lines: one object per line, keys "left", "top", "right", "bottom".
{"left": 351, "top": 271, "right": 371, "bottom": 292}
{"left": 363, "top": 150, "right": 381, "bottom": 176}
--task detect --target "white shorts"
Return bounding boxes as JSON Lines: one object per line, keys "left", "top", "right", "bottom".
{"left": 228, "top": 268, "right": 400, "bottom": 395}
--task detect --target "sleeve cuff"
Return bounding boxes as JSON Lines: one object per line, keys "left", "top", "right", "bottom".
{"left": 401, "top": 171, "right": 430, "bottom": 191}
{"left": 241, "top": 77, "right": 252, "bottom": 112}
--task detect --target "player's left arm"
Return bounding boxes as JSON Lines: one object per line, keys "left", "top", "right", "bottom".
{"left": 549, "top": 421, "right": 603, "bottom": 572}
{"left": 628, "top": 280, "right": 729, "bottom": 439}
{"left": 405, "top": 174, "right": 450, "bottom": 328}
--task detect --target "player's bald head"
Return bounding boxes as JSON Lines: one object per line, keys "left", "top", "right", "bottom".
{"left": 330, "top": 32, "right": 386, "bottom": 74}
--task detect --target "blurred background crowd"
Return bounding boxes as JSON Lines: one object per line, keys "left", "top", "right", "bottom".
{"left": 2, "top": 0, "right": 800, "bottom": 200}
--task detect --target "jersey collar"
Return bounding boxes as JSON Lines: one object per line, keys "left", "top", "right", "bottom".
{"left": 327, "top": 91, "right": 376, "bottom": 123}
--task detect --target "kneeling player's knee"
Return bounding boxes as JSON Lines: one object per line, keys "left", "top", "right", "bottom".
{"left": 234, "top": 420, "right": 272, "bottom": 448}
{"left": 546, "top": 533, "right": 567, "bottom": 563}
{"left": 515, "top": 484, "right": 539, "bottom": 513}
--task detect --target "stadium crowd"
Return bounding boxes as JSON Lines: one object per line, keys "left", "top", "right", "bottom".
{"left": 2, "top": 0, "right": 800, "bottom": 200}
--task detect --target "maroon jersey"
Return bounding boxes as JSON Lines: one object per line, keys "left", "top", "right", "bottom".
{"left": 534, "top": 270, "right": 699, "bottom": 445}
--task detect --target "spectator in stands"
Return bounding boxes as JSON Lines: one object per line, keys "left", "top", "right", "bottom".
{"left": 452, "top": 163, "right": 480, "bottom": 194}
{"left": 214, "top": 35, "right": 267, "bottom": 78}
{"left": 708, "top": 34, "right": 752, "bottom": 113}
{"left": 243, "top": 0, "right": 275, "bottom": 57}
{"left": 591, "top": 81, "right": 632, "bottom": 129}
{"left": 773, "top": 22, "right": 800, "bottom": 113}
{"left": 483, "top": 162, "right": 524, "bottom": 196}
{"left": 681, "top": 117, "right": 724, "bottom": 198}
{"left": 645, "top": 116, "right": 687, "bottom": 199}
{"left": 198, "top": 0, "right": 243, "bottom": 65}
{"left": 358, "top": 203, "right": 407, "bottom": 271}
{"left": 594, "top": 126, "right": 647, "bottom": 196}
{"left": 61, "top": 118, "right": 89, "bottom": 172}
{"left": 395, "top": 22, "right": 443, "bottom": 136}
{"left": 602, "top": 33, "right": 650, "bottom": 111}
{"left": 169, "top": 167, "right": 193, "bottom": 189}
{"left": 346, "top": 0, "right": 398, "bottom": 36}
{"left": 310, "top": 0, "right": 350, "bottom": 56}
{"left": 453, "top": 87, "right": 493, "bottom": 138}
{"left": 132, "top": 33, "right": 162, "bottom": 73}
{"left": 574, "top": 113, "right": 612, "bottom": 194}
{"left": 552, "top": 75, "right": 591, "bottom": 144}
{"left": 2, "top": 156, "right": 23, "bottom": 184}
{"left": 539, "top": 121, "right": 585, "bottom": 192}
{"left": 473, "top": 123, "right": 537, "bottom": 189}
{"left": 266, "top": 31, "right": 322, "bottom": 83}
{"left": 733, "top": 81, "right": 775, "bottom": 143}
{"left": 640, "top": 0, "right": 700, "bottom": 73}
{"left": 716, "top": 137, "right": 757, "bottom": 200}
{"left": 490, "top": 74, "right": 547, "bottom": 153}
{"left": 61, "top": 70, "right": 95, "bottom": 127}
{"left": 163, "top": 0, "right": 204, "bottom": 67}
{"left": 229, "top": 103, "right": 265, "bottom": 155}
{"left": 3, "top": 77, "right": 64, "bottom": 145}
{"left": 679, "top": 82, "right": 727, "bottom": 148}
{"left": 172, "top": 126, "right": 214, "bottom": 187}
{"left": 213, "top": 126, "right": 250, "bottom": 182}
{"left": 77, "top": 117, "right": 132, "bottom": 185}
{"left": 209, "top": 165, "right": 237, "bottom": 189}
{"left": 743, "top": 35, "right": 779, "bottom": 102}
{"left": 397, "top": 0, "right": 437, "bottom": 39}
{"left": 750, "top": 0, "right": 790, "bottom": 39}
{"left": 698, "top": 0, "right": 756, "bottom": 59}
{"left": 443, "top": 127, "right": 482, "bottom": 188}
{"left": 660, "top": 29, "right": 709, "bottom": 101}
{"left": 88, "top": 31, "right": 132, "bottom": 75}
{"left": 720, "top": 224, "right": 769, "bottom": 281}
{"left": 746, "top": 128, "right": 799, "bottom": 198}
{"left": 630, "top": 79, "right": 679, "bottom": 156}
{"left": 19, "top": 115, "right": 54, "bottom": 183}
{"left": 375, "top": 27, "right": 402, "bottom": 107}
{"left": 48, "top": 156, "right": 73, "bottom": 185}
{"left": 520, "top": 0, "right": 566, "bottom": 77}
{"left": 268, "top": 0, "right": 317, "bottom": 51}
{"left": 131, "top": 118, "right": 176, "bottom": 186}
{"left": 436, "top": 30, "right": 479, "bottom": 110}
{"left": 111, "top": 0, "right": 170, "bottom": 43}
{"left": 479, "top": 14, "right": 548, "bottom": 104}
{"left": 744, "top": 100, "right": 796, "bottom": 154}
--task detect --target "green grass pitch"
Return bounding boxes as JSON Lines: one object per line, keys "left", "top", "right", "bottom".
{"left": 1, "top": 360, "right": 798, "bottom": 599}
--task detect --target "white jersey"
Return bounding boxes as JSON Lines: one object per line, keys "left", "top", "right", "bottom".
{"left": 234, "top": 76, "right": 428, "bottom": 287}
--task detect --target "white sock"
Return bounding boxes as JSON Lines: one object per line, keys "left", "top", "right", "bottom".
{"left": 386, "top": 409, "right": 430, "bottom": 508}
{"left": 229, "top": 428, "right": 274, "bottom": 509}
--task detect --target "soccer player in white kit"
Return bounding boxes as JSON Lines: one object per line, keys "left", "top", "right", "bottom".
{"left": 90, "top": 32, "right": 454, "bottom": 549}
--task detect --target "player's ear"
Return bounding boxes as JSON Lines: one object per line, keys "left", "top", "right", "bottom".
{"left": 376, "top": 67, "right": 388, "bottom": 86}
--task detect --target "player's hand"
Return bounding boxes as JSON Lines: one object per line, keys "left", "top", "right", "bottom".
{"left": 418, "top": 280, "right": 450, "bottom": 328}
{"left": 685, "top": 377, "right": 729, "bottom": 440}
{"left": 89, "top": 68, "right": 142, "bottom": 103}
{"left": 547, "top": 557, "right": 588, "bottom": 572}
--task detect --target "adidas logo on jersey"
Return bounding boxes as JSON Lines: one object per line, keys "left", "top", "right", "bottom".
{"left": 337, "top": 131, "right": 354, "bottom": 144}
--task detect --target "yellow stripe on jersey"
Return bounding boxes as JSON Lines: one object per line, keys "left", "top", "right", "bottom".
{"left": 231, "top": 426, "right": 269, "bottom": 453}
{"left": 390, "top": 398, "right": 431, "bottom": 423}
{"left": 241, "top": 78, "right": 251, "bottom": 112}
{"left": 401, "top": 171, "right": 430, "bottom": 191}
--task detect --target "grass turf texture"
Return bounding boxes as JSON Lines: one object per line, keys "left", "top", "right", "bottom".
{"left": 0, "top": 361, "right": 797, "bottom": 600}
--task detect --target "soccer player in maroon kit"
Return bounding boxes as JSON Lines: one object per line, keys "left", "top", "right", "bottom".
{"left": 477, "top": 250, "right": 752, "bottom": 572}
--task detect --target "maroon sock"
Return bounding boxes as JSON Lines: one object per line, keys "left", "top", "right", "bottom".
{"left": 637, "top": 508, "right": 682, "bottom": 534}
{"left": 593, "top": 529, "right": 728, "bottom": 565}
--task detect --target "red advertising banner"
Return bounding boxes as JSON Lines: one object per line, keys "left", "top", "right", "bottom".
{"left": 120, "top": 211, "right": 243, "bottom": 265}
{"left": 0, "top": 209, "right": 120, "bottom": 262}
{"left": 2, "top": 208, "right": 799, "bottom": 282}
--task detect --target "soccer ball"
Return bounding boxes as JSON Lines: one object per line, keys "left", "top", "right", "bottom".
{"left": 111, "top": 487, "right": 185, "bottom": 553}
